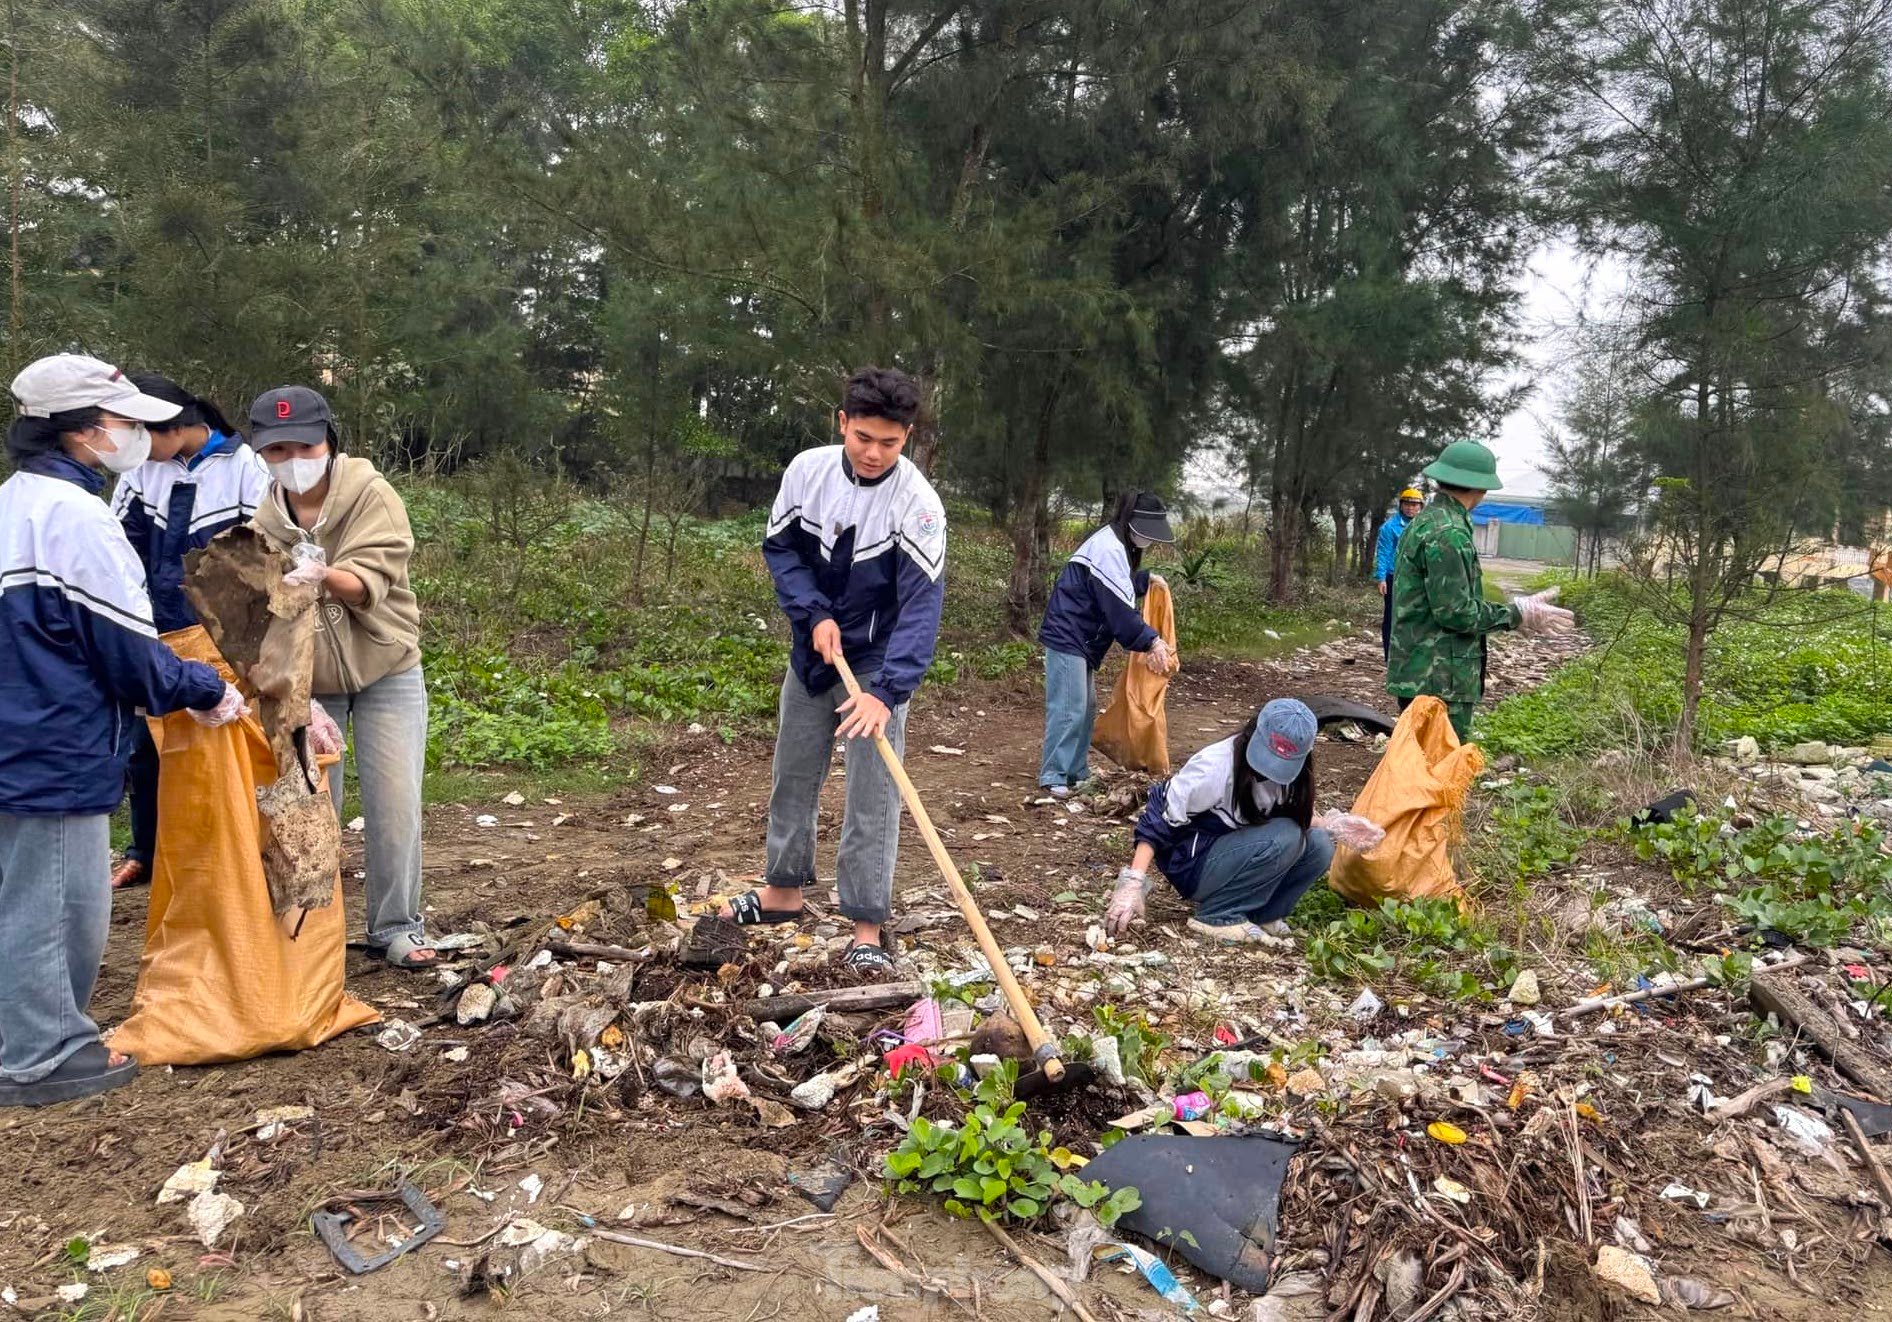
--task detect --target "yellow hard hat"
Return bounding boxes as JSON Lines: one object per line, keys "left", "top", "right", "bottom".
{"left": 1398, "top": 487, "right": 1423, "bottom": 502}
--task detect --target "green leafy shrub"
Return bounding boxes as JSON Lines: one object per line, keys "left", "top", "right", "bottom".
{"left": 1633, "top": 807, "right": 1892, "bottom": 948}
{"left": 883, "top": 1064, "right": 1141, "bottom": 1224}
{"left": 1302, "top": 896, "right": 1516, "bottom": 997}
{"left": 1481, "top": 781, "right": 1587, "bottom": 878}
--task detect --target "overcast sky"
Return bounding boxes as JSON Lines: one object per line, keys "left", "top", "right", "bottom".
{"left": 1488, "top": 239, "right": 1634, "bottom": 496}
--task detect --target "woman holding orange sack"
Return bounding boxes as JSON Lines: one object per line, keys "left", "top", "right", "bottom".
{"left": 1036, "top": 492, "right": 1176, "bottom": 797}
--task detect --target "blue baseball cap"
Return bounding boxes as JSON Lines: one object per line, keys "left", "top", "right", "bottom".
{"left": 1245, "top": 698, "right": 1317, "bottom": 782}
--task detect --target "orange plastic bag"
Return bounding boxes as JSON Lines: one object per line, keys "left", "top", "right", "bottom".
{"left": 1093, "top": 577, "right": 1179, "bottom": 775}
{"left": 110, "top": 626, "right": 377, "bottom": 1066}
{"left": 1326, "top": 695, "right": 1484, "bottom": 907}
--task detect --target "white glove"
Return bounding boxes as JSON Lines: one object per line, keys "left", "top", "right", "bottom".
{"left": 1142, "top": 637, "right": 1175, "bottom": 675}
{"left": 189, "top": 682, "right": 250, "bottom": 728}
{"left": 307, "top": 699, "right": 344, "bottom": 757}
{"left": 284, "top": 541, "right": 327, "bottom": 588}
{"left": 1149, "top": 573, "right": 1168, "bottom": 591}
{"left": 1313, "top": 810, "right": 1386, "bottom": 853}
{"left": 1105, "top": 867, "right": 1150, "bottom": 936}
{"left": 1512, "top": 586, "right": 1575, "bottom": 634}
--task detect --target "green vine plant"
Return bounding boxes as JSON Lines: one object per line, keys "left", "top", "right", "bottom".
{"left": 883, "top": 1062, "right": 1142, "bottom": 1225}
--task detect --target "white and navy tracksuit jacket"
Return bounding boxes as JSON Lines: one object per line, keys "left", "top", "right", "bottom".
{"left": 763, "top": 446, "right": 946, "bottom": 710}
{"left": 1038, "top": 526, "right": 1156, "bottom": 668}
{"left": 0, "top": 454, "right": 224, "bottom": 815}
{"left": 111, "top": 433, "right": 270, "bottom": 634}
{"left": 1132, "top": 736, "right": 1312, "bottom": 898}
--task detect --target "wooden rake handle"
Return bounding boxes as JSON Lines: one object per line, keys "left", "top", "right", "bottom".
{"left": 831, "top": 654, "right": 1064, "bottom": 1082}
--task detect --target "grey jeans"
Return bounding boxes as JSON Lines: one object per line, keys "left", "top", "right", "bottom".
{"left": 0, "top": 813, "right": 111, "bottom": 1083}
{"left": 764, "top": 672, "right": 907, "bottom": 926}
{"left": 318, "top": 664, "right": 428, "bottom": 949}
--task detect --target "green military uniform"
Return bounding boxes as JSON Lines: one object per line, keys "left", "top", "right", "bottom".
{"left": 1386, "top": 494, "right": 1519, "bottom": 743}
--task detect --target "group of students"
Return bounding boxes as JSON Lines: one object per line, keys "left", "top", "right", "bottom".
{"left": 0, "top": 353, "right": 431, "bottom": 1108}
{"left": 722, "top": 369, "right": 1568, "bottom": 975}
{"left": 0, "top": 356, "right": 1571, "bottom": 1110}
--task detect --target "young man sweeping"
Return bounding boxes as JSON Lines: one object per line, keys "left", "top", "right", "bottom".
{"left": 720, "top": 367, "right": 945, "bottom": 976}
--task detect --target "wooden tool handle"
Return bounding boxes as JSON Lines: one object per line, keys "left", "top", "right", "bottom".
{"left": 831, "top": 655, "right": 1064, "bottom": 1082}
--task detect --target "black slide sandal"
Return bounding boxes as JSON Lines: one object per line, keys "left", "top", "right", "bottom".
{"left": 725, "top": 890, "right": 804, "bottom": 926}
{"left": 0, "top": 1041, "right": 138, "bottom": 1108}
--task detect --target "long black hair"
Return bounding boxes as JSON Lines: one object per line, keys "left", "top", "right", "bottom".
{"left": 1231, "top": 708, "right": 1315, "bottom": 830}
{"left": 130, "top": 373, "right": 239, "bottom": 439}
{"left": 1108, "top": 490, "right": 1148, "bottom": 572}
{"left": 6, "top": 407, "right": 103, "bottom": 464}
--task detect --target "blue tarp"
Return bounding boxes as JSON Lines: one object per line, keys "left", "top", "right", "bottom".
{"left": 1470, "top": 502, "right": 1545, "bottom": 526}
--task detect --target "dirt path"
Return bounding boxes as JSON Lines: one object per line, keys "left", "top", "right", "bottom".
{"left": 2, "top": 623, "right": 1884, "bottom": 1320}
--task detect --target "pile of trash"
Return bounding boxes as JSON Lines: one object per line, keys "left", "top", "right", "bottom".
{"left": 1717, "top": 736, "right": 1892, "bottom": 821}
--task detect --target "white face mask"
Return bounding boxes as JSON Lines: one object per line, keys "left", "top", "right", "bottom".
{"left": 1129, "top": 531, "right": 1154, "bottom": 549}
{"left": 84, "top": 422, "right": 151, "bottom": 474}
{"left": 270, "top": 454, "right": 329, "bottom": 494}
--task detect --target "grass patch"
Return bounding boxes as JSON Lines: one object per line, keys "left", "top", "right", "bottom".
{"left": 1480, "top": 575, "right": 1892, "bottom": 757}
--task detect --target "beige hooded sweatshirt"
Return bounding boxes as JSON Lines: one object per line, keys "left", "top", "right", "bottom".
{"left": 252, "top": 455, "right": 422, "bottom": 695}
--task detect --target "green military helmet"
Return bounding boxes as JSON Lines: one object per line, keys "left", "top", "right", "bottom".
{"left": 1422, "top": 439, "right": 1503, "bottom": 492}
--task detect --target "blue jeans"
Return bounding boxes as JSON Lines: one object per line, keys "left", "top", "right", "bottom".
{"left": 1039, "top": 648, "right": 1097, "bottom": 788}
{"left": 0, "top": 813, "right": 111, "bottom": 1082}
{"left": 1192, "top": 819, "right": 1335, "bottom": 925}
{"left": 763, "top": 672, "right": 908, "bottom": 926}
{"left": 318, "top": 665, "right": 428, "bottom": 949}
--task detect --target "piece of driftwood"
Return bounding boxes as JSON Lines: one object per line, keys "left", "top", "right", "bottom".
{"left": 1751, "top": 974, "right": 1892, "bottom": 1102}
{"left": 182, "top": 525, "right": 337, "bottom": 913}
{"left": 1565, "top": 954, "right": 1808, "bottom": 1019}
{"left": 734, "top": 981, "right": 927, "bottom": 1022}
{"left": 981, "top": 1216, "right": 1100, "bottom": 1322}
{"left": 1840, "top": 1108, "right": 1892, "bottom": 1211}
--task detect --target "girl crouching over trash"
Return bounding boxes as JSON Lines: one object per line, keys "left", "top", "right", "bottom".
{"left": 1105, "top": 698, "right": 1383, "bottom": 944}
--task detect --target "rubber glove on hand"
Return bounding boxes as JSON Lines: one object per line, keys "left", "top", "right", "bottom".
{"left": 307, "top": 699, "right": 344, "bottom": 757}
{"left": 1142, "top": 637, "right": 1175, "bottom": 675}
{"left": 1105, "top": 867, "right": 1150, "bottom": 937}
{"left": 284, "top": 540, "right": 328, "bottom": 588}
{"left": 1313, "top": 810, "right": 1386, "bottom": 853}
{"left": 1512, "top": 586, "right": 1575, "bottom": 635}
{"left": 189, "top": 682, "right": 250, "bottom": 728}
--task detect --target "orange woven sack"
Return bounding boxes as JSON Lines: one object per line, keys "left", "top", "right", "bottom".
{"left": 1327, "top": 695, "right": 1484, "bottom": 907}
{"left": 1093, "top": 577, "right": 1179, "bottom": 775}
{"left": 110, "top": 626, "right": 377, "bottom": 1066}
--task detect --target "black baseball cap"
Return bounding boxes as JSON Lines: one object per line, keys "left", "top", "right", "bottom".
{"left": 1128, "top": 494, "right": 1176, "bottom": 544}
{"left": 248, "top": 385, "right": 334, "bottom": 447}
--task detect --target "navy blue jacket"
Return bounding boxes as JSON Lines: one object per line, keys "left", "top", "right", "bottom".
{"left": 763, "top": 446, "right": 946, "bottom": 709}
{"left": 112, "top": 433, "right": 270, "bottom": 633}
{"left": 1039, "top": 525, "right": 1156, "bottom": 669}
{"left": 0, "top": 455, "right": 226, "bottom": 814}
{"left": 1133, "top": 736, "right": 1312, "bottom": 898}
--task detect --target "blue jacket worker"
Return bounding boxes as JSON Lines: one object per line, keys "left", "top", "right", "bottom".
{"left": 1375, "top": 486, "right": 1424, "bottom": 660}
{"left": 719, "top": 366, "right": 945, "bottom": 978}
{"left": 1036, "top": 492, "right": 1175, "bottom": 795}
{"left": 1106, "top": 698, "right": 1334, "bottom": 945}
{"left": 0, "top": 354, "right": 247, "bottom": 1109}
{"left": 107, "top": 375, "right": 269, "bottom": 890}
